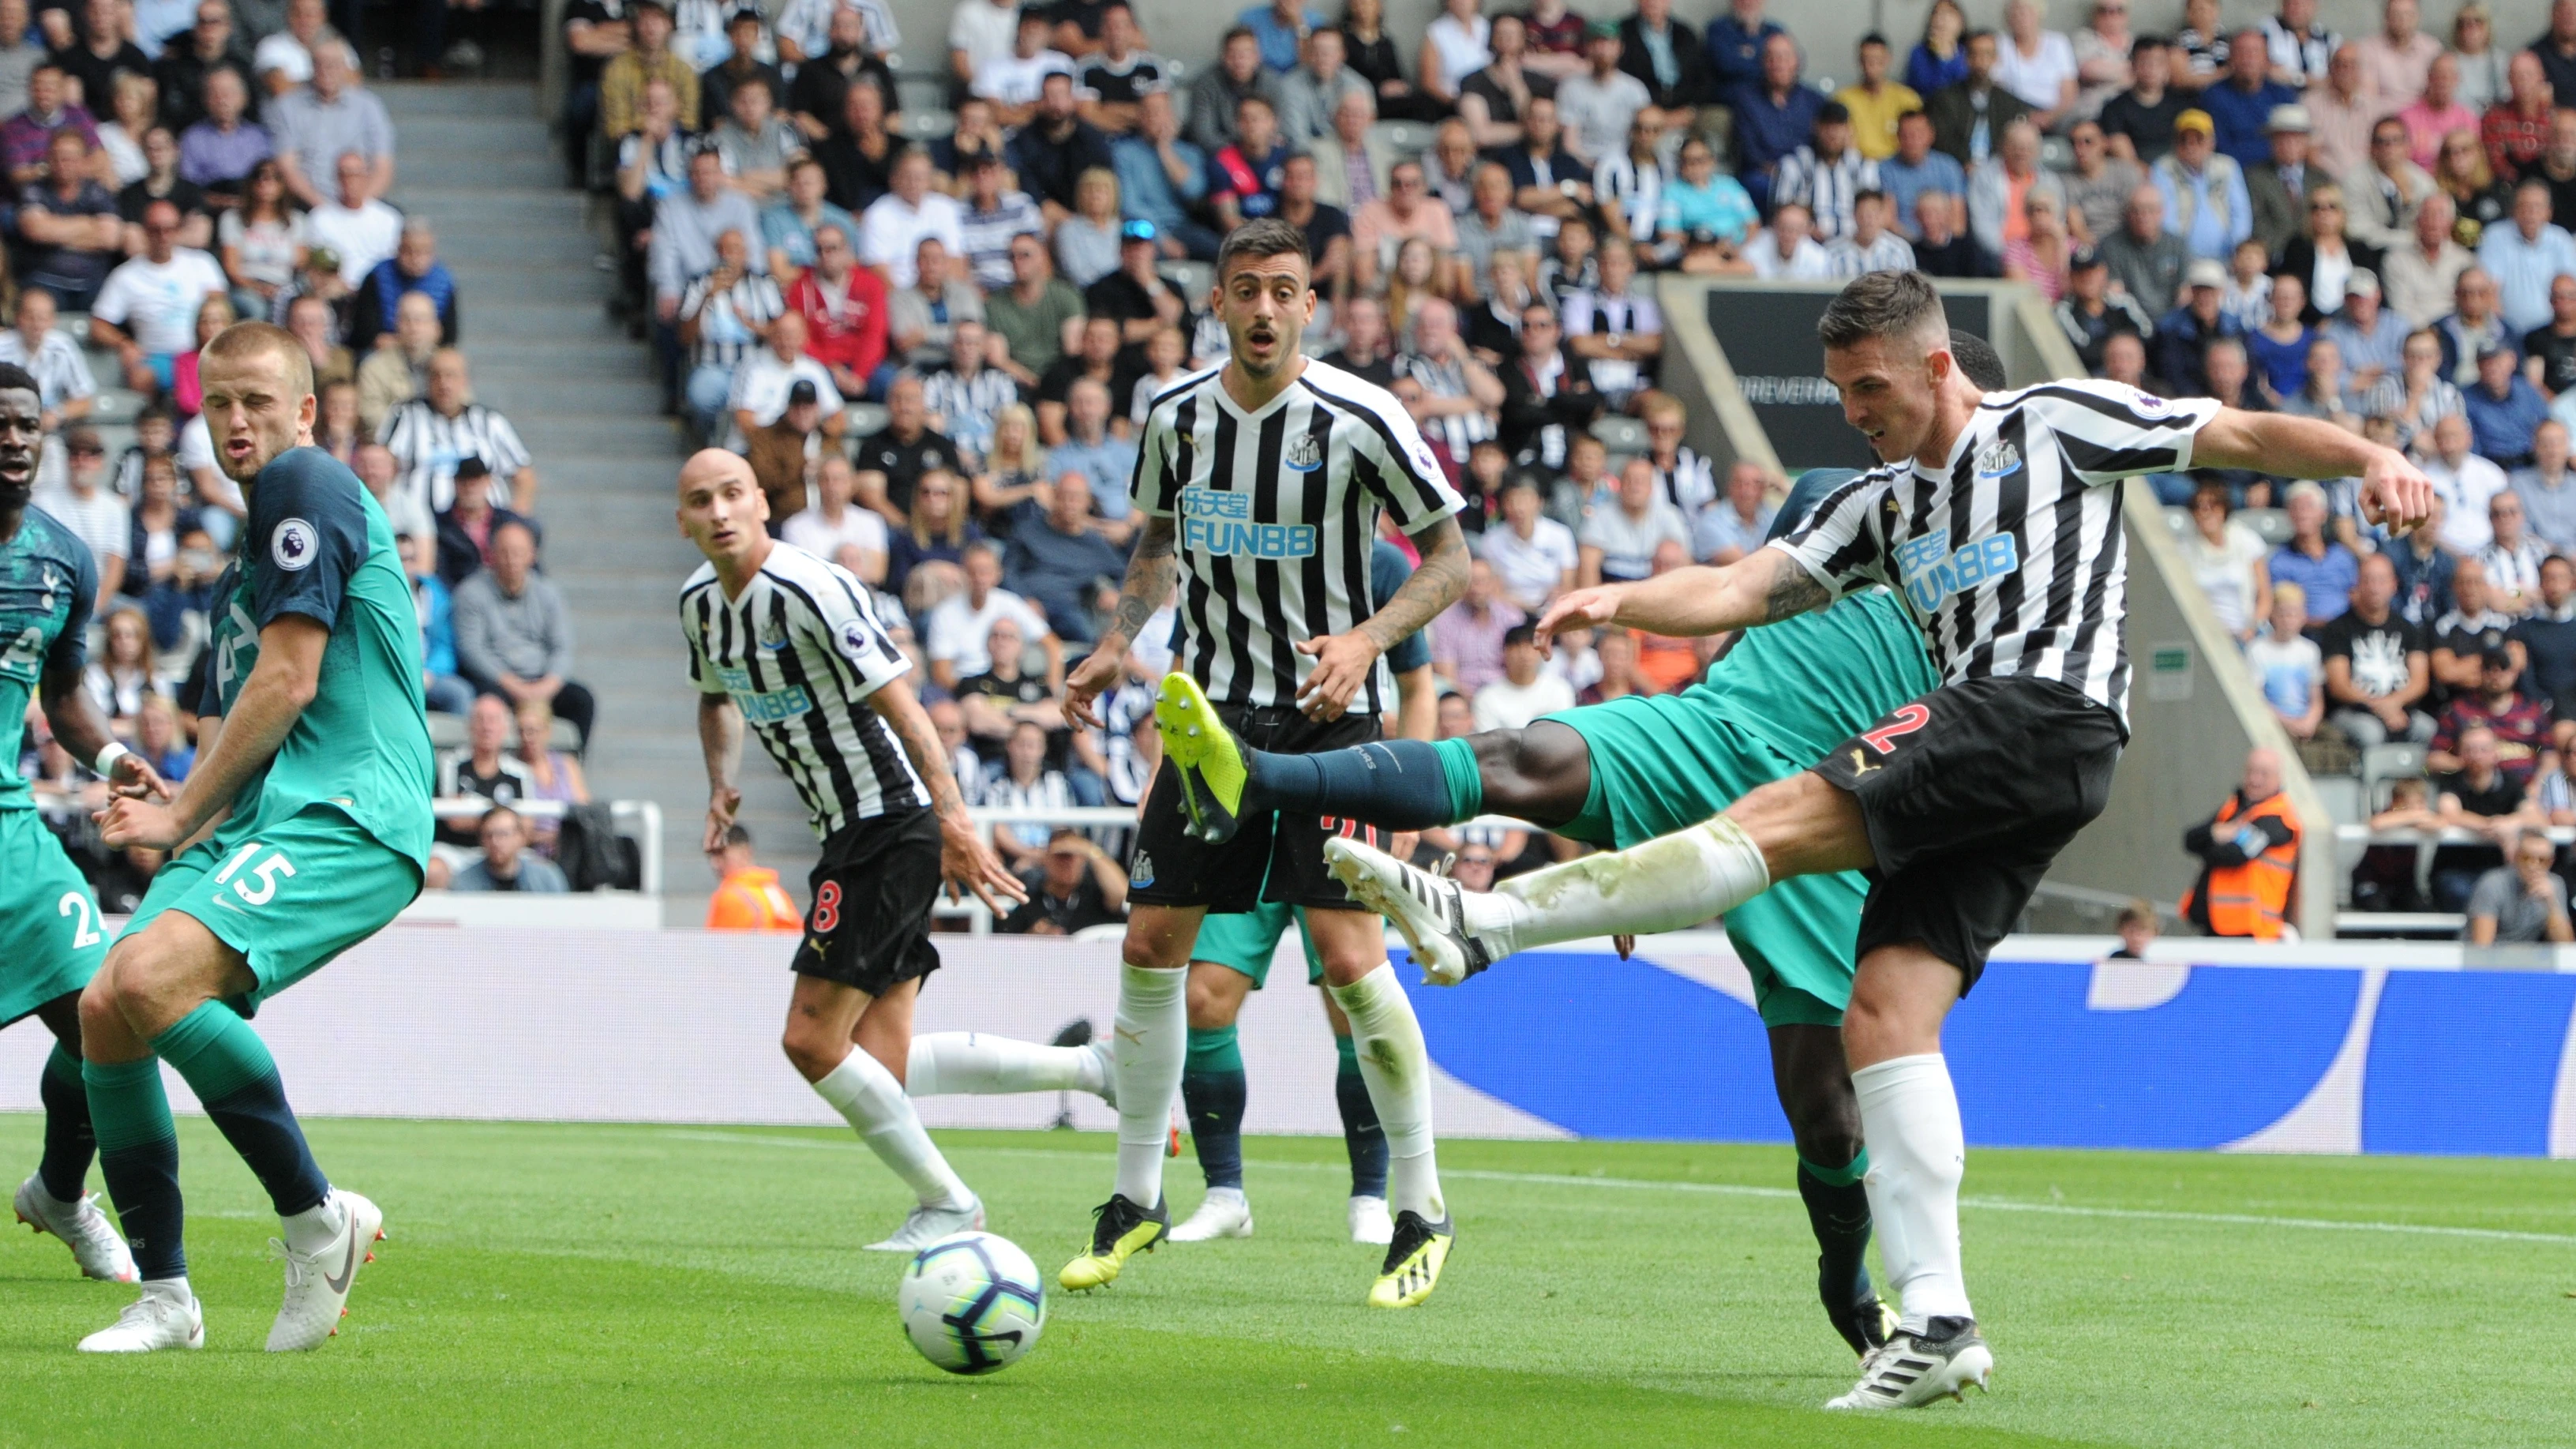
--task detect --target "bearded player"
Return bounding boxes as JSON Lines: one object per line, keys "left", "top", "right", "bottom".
{"left": 0, "top": 360, "right": 165, "bottom": 1286}
{"left": 1058, "top": 217, "right": 1472, "bottom": 1306}
{"left": 81, "top": 322, "right": 433, "bottom": 1353}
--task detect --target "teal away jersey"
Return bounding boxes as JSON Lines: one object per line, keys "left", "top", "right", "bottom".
{"left": 201, "top": 446, "right": 434, "bottom": 865}
{"left": 0, "top": 506, "right": 99, "bottom": 810}
{"left": 1685, "top": 589, "right": 1943, "bottom": 767}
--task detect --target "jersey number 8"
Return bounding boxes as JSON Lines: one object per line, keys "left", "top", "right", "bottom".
{"left": 812, "top": 880, "right": 842, "bottom": 933}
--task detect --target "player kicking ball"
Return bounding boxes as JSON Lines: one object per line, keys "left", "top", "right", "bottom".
{"left": 0, "top": 362, "right": 164, "bottom": 1286}
{"left": 1058, "top": 218, "right": 1472, "bottom": 1307}
{"left": 81, "top": 323, "right": 435, "bottom": 1352}
{"left": 1318, "top": 271, "right": 2436, "bottom": 1407}
{"left": 679, "top": 450, "right": 1033, "bottom": 1252}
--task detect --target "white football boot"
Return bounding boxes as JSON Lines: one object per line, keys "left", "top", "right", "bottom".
{"left": 1827, "top": 1319, "right": 1995, "bottom": 1410}
{"left": 16, "top": 1173, "right": 138, "bottom": 1282}
{"left": 1167, "top": 1187, "right": 1254, "bottom": 1242}
{"left": 1347, "top": 1194, "right": 1394, "bottom": 1246}
{"left": 268, "top": 1190, "right": 386, "bottom": 1351}
{"left": 79, "top": 1281, "right": 203, "bottom": 1353}
{"left": 864, "top": 1195, "right": 984, "bottom": 1252}
{"left": 1322, "top": 838, "right": 1505, "bottom": 985}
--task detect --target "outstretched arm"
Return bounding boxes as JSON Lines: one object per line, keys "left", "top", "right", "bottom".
{"left": 1532, "top": 547, "right": 1826, "bottom": 651}
{"left": 1296, "top": 515, "right": 1470, "bottom": 722}
{"left": 2192, "top": 408, "right": 2435, "bottom": 533}
{"left": 1064, "top": 512, "right": 1177, "bottom": 730}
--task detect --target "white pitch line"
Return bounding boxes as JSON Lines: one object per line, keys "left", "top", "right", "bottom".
{"left": 657, "top": 1130, "right": 2576, "bottom": 1246}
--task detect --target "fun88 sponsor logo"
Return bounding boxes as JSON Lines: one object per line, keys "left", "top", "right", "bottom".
{"left": 1181, "top": 487, "right": 1318, "bottom": 559}
{"left": 1896, "top": 527, "right": 2020, "bottom": 614}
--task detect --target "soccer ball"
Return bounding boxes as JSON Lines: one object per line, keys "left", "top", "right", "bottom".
{"left": 898, "top": 1231, "right": 1048, "bottom": 1376}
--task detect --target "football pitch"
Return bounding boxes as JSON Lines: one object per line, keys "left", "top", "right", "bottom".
{"left": 0, "top": 1117, "right": 2568, "bottom": 1449}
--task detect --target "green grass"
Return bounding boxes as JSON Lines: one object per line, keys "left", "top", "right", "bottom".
{"left": 0, "top": 1118, "right": 2569, "bottom": 1448}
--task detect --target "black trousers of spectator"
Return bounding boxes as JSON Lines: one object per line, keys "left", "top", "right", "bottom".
{"left": 467, "top": 675, "right": 596, "bottom": 752}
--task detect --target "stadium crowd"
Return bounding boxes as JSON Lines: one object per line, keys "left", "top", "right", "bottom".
{"left": 11, "top": 0, "right": 608, "bottom": 902}
{"left": 568, "top": 0, "right": 2576, "bottom": 931}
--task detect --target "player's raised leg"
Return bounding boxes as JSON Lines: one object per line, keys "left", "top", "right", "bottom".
{"left": 905, "top": 1030, "right": 1116, "bottom": 1105}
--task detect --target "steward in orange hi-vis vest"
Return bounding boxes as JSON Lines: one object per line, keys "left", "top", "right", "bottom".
{"left": 2181, "top": 787, "right": 2301, "bottom": 940}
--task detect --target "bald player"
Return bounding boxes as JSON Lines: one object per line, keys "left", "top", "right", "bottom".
{"left": 79, "top": 321, "right": 433, "bottom": 1353}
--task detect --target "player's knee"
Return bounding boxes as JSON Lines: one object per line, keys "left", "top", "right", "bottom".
{"left": 1475, "top": 725, "right": 1587, "bottom": 819}
{"left": 778, "top": 1021, "right": 844, "bottom": 1080}
{"left": 75, "top": 973, "right": 126, "bottom": 1045}
{"left": 1184, "top": 978, "right": 1238, "bottom": 1030}
{"left": 1119, "top": 927, "right": 1191, "bottom": 970}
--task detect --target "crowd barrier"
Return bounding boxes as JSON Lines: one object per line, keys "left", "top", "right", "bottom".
{"left": 4, "top": 929, "right": 2570, "bottom": 1158}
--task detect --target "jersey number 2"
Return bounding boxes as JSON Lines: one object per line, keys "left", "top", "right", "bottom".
{"left": 213, "top": 841, "right": 298, "bottom": 907}
{"left": 1858, "top": 704, "right": 1933, "bottom": 756}
{"left": 57, "top": 892, "right": 99, "bottom": 948}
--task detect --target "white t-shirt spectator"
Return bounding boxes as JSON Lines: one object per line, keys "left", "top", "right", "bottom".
{"left": 1745, "top": 233, "right": 1834, "bottom": 280}
{"left": 0, "top": 328, "right": 95, "bottom": 411}
{"left": 253, "top": 29, "right": 314, "bottom": 88}
{"left": 2179, "top": 519, "right": 2271, "bottom": 634}
{"left": 1992, "top": 30, "right": 2079, "bottom": 112}
{"left": 726, "top": 351, "right": 842, "bottom": 428}
{"left": 1472, "top": 670, "right": 1576, "bottom": 732}
{"left": 925, "top": 587, "right": 1053, "bottom": 678}
{"left": 858, "top": 191, "right": 966, "bottom": 289}
{"left": 2426, "top": 451, "right": 2510, "bottom": 554}
{"left": 92, "top": 248, "right": 230, "bottom": 356}
{"left": 2244, "top": 630, "right": 2323, "bottom": 721}
{"left": 948, "top": 0, "right": 1022, "bottom": 78}
{"left": 782, "top": 505, "right": 890, "bottom": 566}
{"left": 972, "top": 49, "right": 1078, "bottom": 110}
{"left": 306, "top": 197, "right": 403, "bottom": 283}
{"left": 30, "top": 483, "right": 127, "bottom": 566}
{"left": 1479, "top": 518, "right": 1578, "bottom": 613}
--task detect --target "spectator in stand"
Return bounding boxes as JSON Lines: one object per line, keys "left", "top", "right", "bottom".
{"left": 2432, "top": 558, "right": 2517, "bottom": 704}
{"left": 1429, "top": 558, "right": 1522, "bottom": 697}
{"left": 1480, "top": 477, "right": 1575, "bottom": 611}
{"left": 2465, "top": 341, "right": 2550, "bottom": 467}
{"left": 2399, "top": 56, "right": 2480, "bottom": 172}
{"left": 1737, "top": 199, "right": 1832, "bottom": 280}
{"left": 434, "top": 456, "right": 532, "bottom": 590}
{"left": 1473, "top": 621, "right": 1574, "bottom": 733}
{"left": 1352, "top": 158, "right": 1460, "bottom": 295}
{"left": 1879, "top": 109, "right": 1967, "bottom": 239}
{"left": 2245, "top": 584, "right": 2326, "bottom": 741}
{"left": 2099, "top": 33, "right": 2183, "bottom": 163}
{"left": 2513, "top": 419, "right": 2576, "bottom": 552}
{"left": 1578, "top": 456, "right": 1689, "bottom": 587}
{"left": 1613, "top": 0, "right": 1710, "bottom": 135}
{"left": 759, "top": 155, "right": 855, "bottom": 285}
{"left": 973, "top": 11, "right": 1075, "bottom": 131}
{"left": 999, "top": 829, "right": 1128, "bottom": 934}
{"left": 2327, "top": 268, "right": 2408, "bottom": 391}
{"left": 155, "top": 0, "right": 253, "bottom": 133}
{"left": 2178, "top": 746, "right": 2301, "bottom": 940}
{"left": 1925, "top": 28, "right": 2030, "bottom": 169}
{"left": 304, "top": 150, "right": 400, "bottom": 286}
{"left": 2055, "top": 248, "right": 2152, "bottom": 372}
{"left": 452, "top": 520, "right": 592, "bottom": 746}
{"left": 2480, "top": 489, "right": 2548, "bottom": 613}
{"left": 2154, "top": 257, "right": 2244, "bottom": 394}
{"left": 2, "top": 62, "right": 96, "bottom": 186}
{"left": 811, "top": 78, "right": 894, "bottom": 214}
{"left": 2202, "top": 28, "right": 2297, "bottom": 169}
{"left": 2387, "top": 488, "right": 2457, "bottom": 622}
{"left": 2179, "top": 476, "right": 2274, "bottom": 640}
{"left": 886, "top": 239, "right": 983, "bottom": 376}
{"left": 448, "top": 807, "right": 570, "bottom": 894}
{"left": 2100, "top": 183, "right": 2188, "bottom": 317}
{"left": 886, "top": 467, "right": 978, "bottom": 594}
{"left": 1554, "top": 21, "right": 1646, "bottom": 169}
{"left": 2478, "top": 179, "right": 2576, "bottom": 337}
{"left": 2434, "top": 269, "right": 2516, "bottom": 384}
{"left": 383, "top": 347, "right": 542, "bottom": 519}
{"left": 1037, "top": 314, "right": 1131, "bottom": 445}
{"left": 1011, "top": 71, "right": 1113, "bottom": 223}
{"left": 2062, "top": 117, "right": 2143, "bottom": 244}
{"left": 1072, "top": 3, "right": 1165, "bottom": 137}
{"left": 2246, "top": 272, "right": 2317, "bottom": 400}
{"left": 649, "top": 146, "right": 764, "bottom": 336}
{"left": 853, "top": 373, "right": 962, "bottom": 520}
{"left": 741, "top": 377, "right": 826, "bottom": 520}
{"left": 1998, "top": 190, "right": 2073, "bottom": 300}
{"left": 1003, "top": 473, "right": 1126, "bottom": 644}
{"left": 2323, "top": 550, "right": 2435, "bottom": 745}
{"left": 1455, "top": 13, "right": 1551, "bottom": 150}
{"left": 708, "top": 74, "right": 804, "bottom": 204}
{"left": 269, "top": 41, "right": 393, "bottom": 208}
{"left": 1729, "top": 32, "right": 1819, "bottom": 212}
{"left": 282, "top": 291, "right": 353, "bottom": 389}
{"left": 2300, "top": 43, "right": 2375, "bottom": 181}
{"left": 919, "top": 321, "right": 1014, "bottom": 463}
{"left": 358, "top": 289, "right": 444, "bottom": 434}
{"left": 349, "top": 220, "right": 456, "bottom": 355}
{"left": 1689, "top": 460, "right": 1775, "bottom": 567}
{"left": 926, "top": 539, "right": 1059, "bottom": 690}
{"left": 2267, "top": 479, "right": 2355, "bottom": 631}
{"left": 88, "top": 197, "right": 227, "bottom": 396}
{"left": 2514, "top": 554, "right": 2576, "bottom": 718}
{"left": 2480, "top": 51, "right": 2552, "bottom": 186}
{"left": 2354, "top": 0, "right": 2440, "bottom": 110}
{"left": 699, "top": 8, "right": 786, "bottom": 128}
{"left": 2243, "top": 105, "right": 2313, "bottom": 263}
{"left": 0, "top": 285, "right": 92, "bottom": 430}
{"left": 1910, "top": 191, "right": 1994, "bottom": 280}
{"left": 16, "top": 127, "right": 120, "bottom": 310}
{"left": 1775, "top": 100, "right": 1878, "bottom": 245}
{"left": 2525, "top": 275, "right": 2576, "bottom": 396}
{"left": 33, "top": 426, "right": 124, "bottom": 606}
{"left": 857, "top": 148, "right": 962, "bottom": 291}
{"left": 600, "top": 0, "right": 699, "bottom": 141}
{"left": 117, "top": 122, "right": 212, "bottom": 254}
{"left": 786, "top": 4, "right": 893, "bottom": 145}
{"left": 1990, "top": 0, "right": 2077, "bottom": 133}
{"left": 786, "top": 218, "right": 887, "bottom": 402}
{"left": 2462, "top": 828, "right": 2571, "bottom": 943}
{"left": 1559, "top": 236, "right": 1656, "bottom": 406}
{"left": 704, "top": 824, "right": 800, "bottom": 930}
{"left": 434, "top": 692, "right": 531, "bottom": 848}
{"left": 1047, "top": 382, "right": 1138, "bottom": 542}
{"left": 1112, "top": 89, "right": 1214, "bottom": 261}
{"left": 1051, "top": 167, "right": 1124, "bottom": 290}
{"left": 396, "top": 529, "right": 473, "bottom": 714}
{"left": 2430, "top": 723, "right": 2541, "bottom": 908}
{"left": 782, "top": 452, "right": 889, "bottom": 584}
{"left": 2348, "top": 118, "right": 2440, "bottom": 255}
{"left": 726, "top": 309, "right": 841, "bottom": 448}
{"left": 2426, "top": 411, "right": 2510, "bottom": 554}
{"left": 2153, "top": 109, "right": 2252, "bottom": 261}
{"left": 1396, "top": 296, "right": 1502, "bottom": 480}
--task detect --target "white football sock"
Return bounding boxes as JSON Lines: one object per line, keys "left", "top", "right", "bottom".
{"left": 141, "top": 1277, "right": 192, "bottom": 1307}
{"left": 279, "top": 1192, "right": 345, "bottom": 1255}
{"left": 1330, "top": 963, "right": 1445, "bottom": 1222}
{"left": 1851, "top": 1053, "right": 1973, "bottom": 1330}
{"left": 1477, "top": 818, "right": 1771, "bottom": 957}
{"left": 906, "top": 1032, "right": 1104, "bottom": 1098}
{"left": 1112, "top": 964, "right": 1188, "bottom": 1207}
{"left": 811, "top": 1049, "right": 973, "bottom": 1211}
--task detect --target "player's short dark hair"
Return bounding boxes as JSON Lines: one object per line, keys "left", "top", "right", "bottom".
{"left": 1817, "top": 269, "right": 1947, "bottom": 351}
{"left": 1948, "top": 328, "right": 2007, "bottom": 389}
{"left": 0, "top": 361, "right": 39, "bottom": 398}
{"left": 1216, "top": 216, "right": 1310, "bottom": 280}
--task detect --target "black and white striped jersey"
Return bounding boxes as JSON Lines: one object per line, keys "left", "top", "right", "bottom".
{"left": 379, "top": 399, "right": 534, "bottom": 516}
{"left": 1772, "top": 380, "right": 2222, "bottom": 726}
{"left": 682, "top": 539, "right": 929, "bottom": 839}
{"left": 1131, "top": 358, "right": 1463, "bottom": 715}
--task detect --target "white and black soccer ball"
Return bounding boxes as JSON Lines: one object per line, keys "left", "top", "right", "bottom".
{"left": 898, "top": 1231, "right": 1047, "bottom": 1376}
